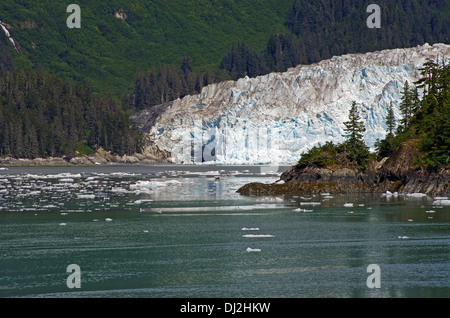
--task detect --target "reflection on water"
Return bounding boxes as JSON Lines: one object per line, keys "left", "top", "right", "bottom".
{"left": 0, "top": 165, "right": 448, "bottom": 298}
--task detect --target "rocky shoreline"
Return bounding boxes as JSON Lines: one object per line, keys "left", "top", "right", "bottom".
{"left": 0, "top": 142, "right": 172, "bottom": 166}
{"left": 237, "top": 140, "right": 450, "bottom": 197}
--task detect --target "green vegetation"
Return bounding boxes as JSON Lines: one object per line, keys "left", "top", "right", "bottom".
{"left": 0, "top": 68, "right": 142, "bottom": 159}
{"left": 375, "top": 60, "right": 450, "bottom": 171}
{"left": 297, "top": 101, "right": 371, "bottom": 171}
{"left": 218, "top": 0, "right": 450, "bottom": 81}
{"left": 0, "top": 0, "right": 291, "bottom": 98}
{"left": 1, "top": 0, "right": 449, "bottom": 102}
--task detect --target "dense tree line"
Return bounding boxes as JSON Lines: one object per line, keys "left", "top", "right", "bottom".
{"left": 218, "top": 0, "right": 449, "bottom": 81}
{"left": 0, "top": 68, "right": 142, "bottom": 159}
{"left": 124, "top": 55, "right": 223, "bottom": 111}
{"left": 286, "top": 0, "right": 449, "bottom": 64}
{"left": 376, "top": 59, "right": 450, "bottom": 170}
{"left": 219, "top": 32, "right": 303, "bottom": 80}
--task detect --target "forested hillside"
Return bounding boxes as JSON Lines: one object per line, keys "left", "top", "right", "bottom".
{"left": 0, "top": 68, "right": 142, "bottom": 159}
{"left": 219, "top": 0, "right": 450, "bottom": 81}
{"left": 0, "top": 0, "right": 291, "bottom": 97}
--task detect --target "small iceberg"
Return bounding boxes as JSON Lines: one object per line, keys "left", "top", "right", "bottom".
{"left": 77, "top": 194, "right": 95, "bottom": 199}
{"left": 398, "top": 235, "right": 409, "bottom": 239}
{"left": 105, "top": 218, "right": 113, "bottom": 222}
{"left": 59, "top": 223, "right": 67, "bottom": 226}
{"left": 343, "top": 203, "right": 353, "bottom": 207}
{"left": 293, "top": 208, "right": 313, "bottom": 212}
{"left": 433, "top": 199, "right": 450, "bottom": 206}
{"left": 246, "top": 247, "right": 261, "bottom": 253}
{"left": 406, "top": 193, "right": 427, "bottom": 198}
{"left": 242, "top": 234, "right": 274, "bottom": 238}
{"left": 241, "top": 227, "right": 260, "bottom": 231}
{"left": 300, "top": 202, "right": 321, "bottom": 206}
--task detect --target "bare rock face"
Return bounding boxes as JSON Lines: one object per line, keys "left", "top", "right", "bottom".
{"left": 378, "top": 139, "right": 421, "bottom": 180}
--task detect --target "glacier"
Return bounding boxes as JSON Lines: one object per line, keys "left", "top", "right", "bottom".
{"left": 132, "top": 43, "right": 450, "bottom": 165}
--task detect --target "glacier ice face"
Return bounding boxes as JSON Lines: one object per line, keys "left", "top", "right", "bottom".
{"left": 133, "top": 43, "right": 450, "bottom": 165}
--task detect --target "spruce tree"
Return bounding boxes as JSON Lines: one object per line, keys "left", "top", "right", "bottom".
{"left": 398, "top": 81, "right": 412, "bottom": 133}
{"left": 386, "top": 101, "right": 396, "bottom": 137}
{"left": 342, "top": 101, "right": 369, "bottom": 168}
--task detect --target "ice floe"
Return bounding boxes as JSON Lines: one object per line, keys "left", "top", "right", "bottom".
{"left": 241, "top": 227, "right": 260, "bottom": 231}
{"left": 292, "top": 208, "right": 313, "bottom": 212}
{"left": 432, "top": 199, "right": 450, "bottom": 206}
{"left": 242, "top": 234, "right": 274, "bottom": 238}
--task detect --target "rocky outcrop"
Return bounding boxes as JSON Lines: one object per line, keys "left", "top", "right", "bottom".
{"left": 237, "top": 140, "right": 450, "bottom": 196}
{"left": 68, "top": 142, "right": 171, "bottom": 165}
{"left": 0, "top": 140, "right": 172, "bottom": 166}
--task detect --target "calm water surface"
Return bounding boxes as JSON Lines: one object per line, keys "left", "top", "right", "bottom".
{"left": 0, "top": 165, "right": 448, "bottom": 298}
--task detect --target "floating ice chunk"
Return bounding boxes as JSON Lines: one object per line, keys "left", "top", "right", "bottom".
{"left": 242, "top": 234, "right": 274, "bottom": 238}
{"left": 77, "top": 194, "right": 95, "bottom": 199}
{"left": 433, "top": 199, "right": 450, "bottom": 206}
{"left": 293, "top": 208, "right": 313, "bottom": 212}
{"left": 110, "top": 187, "right": 131, "bottom": 193}
{"left": 406, "top": 193, "right": 427, "bottom": 198}
{"left": 105, "top": 218, "right": 113, "bottom": 222}
{"left": 425, "top": 210, "right": 436, "bottom": 213}
{"left": 241, "top": 227, "right": 260, "bottom": 231}
{"left": 300, "top": 202, "right": 321, "bottom": 206}
{"left": 246, "top": 247, "right": 261, "bottom": 252}
{"left": 59, "top": 178, "right": 74, "bottom": 182}
{"left": 434, "top": 196, "right": 449, "bottom": 200}
{"left": 407, "top": 219, "right": 413, "bottom": 222}
{"left": 59, "top": 223, "right": 67, "bottom": 226}
{"left": 134, "top": 199, "right": 153, "bottom": 204}
{"left": 130, "top": 179, "right": 182, "bottom": 190}
{"left": 343, "top": 203, "right": 353, "bottom": 207}
{"left": 398, "top": 235, "right": 409, "bottom": 239}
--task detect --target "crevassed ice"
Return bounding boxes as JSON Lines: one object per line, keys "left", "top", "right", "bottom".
{"left": 141, "top": 44, "right": 450, "bottom": 165}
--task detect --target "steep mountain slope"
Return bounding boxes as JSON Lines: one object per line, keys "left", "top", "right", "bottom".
{"left": 131, "top": 43, "right": 450, "bottom": 165}
{"left": 0, "top": 0, "right": 291, "bottom": 96}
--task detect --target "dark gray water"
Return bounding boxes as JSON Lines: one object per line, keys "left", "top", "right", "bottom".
{"left": 0, "top": 165, "right": 448, "bottom": 298}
